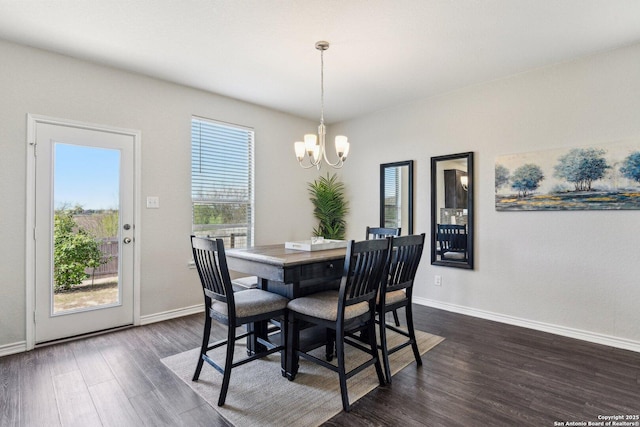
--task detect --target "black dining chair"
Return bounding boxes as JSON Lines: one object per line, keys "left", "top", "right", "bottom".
{"left": 190, "top": 236, "right": 288, "bottom": 406}
{"left": 377, "top": 233, "right": 425, "bottom": 383}
{"left": 365, "top": 226, "right": 402, "bottom": 327}
{"left": 436, "top": 224, "right": 467, "bottom": 261}
{"left": 286, "top": 238, "right": 391, "bottom": 412}
{"left": 365, "top": 226, "right": 401, "bottom": 240}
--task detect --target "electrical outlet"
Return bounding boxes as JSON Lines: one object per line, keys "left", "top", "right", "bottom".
{"left": 434, "top": 275, "right": 442, "bottom": 286}
{"left": 146, "top": 196, "right": 160, "bottom": 209}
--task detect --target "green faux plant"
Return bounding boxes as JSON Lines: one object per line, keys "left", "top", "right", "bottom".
{"left": 307, "top": 173, "right": 349, "bottom": 240}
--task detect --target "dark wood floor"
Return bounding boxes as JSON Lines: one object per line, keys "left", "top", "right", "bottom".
{"left": 1, "top": 305, "right": 639, "bottom": 426}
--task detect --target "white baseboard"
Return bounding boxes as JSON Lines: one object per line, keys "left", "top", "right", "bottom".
{"left": 0, "top": 305, "right": 205, "bottom": 358}
{"left": 414, "top": 297, "right": 640, "bottom": 353}
{"left": 6, "top": 300, "right": 636, "bottom": 357}
{"left": 140, "top": 304, "right": 204, "bottom": 326}
{"left": 0, "top": 341, "right": 27, "bottom": 357}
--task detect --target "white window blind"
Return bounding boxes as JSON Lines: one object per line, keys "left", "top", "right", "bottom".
{"left": 191, "top": 117, "right": 254, "bottom": 248}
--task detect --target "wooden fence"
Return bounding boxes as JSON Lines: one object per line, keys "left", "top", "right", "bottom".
{"left": 86, "top": 238, "right": 119, "bottom": 278}
{"left": 85, "top": 232, "right": 246, "bottom": 280}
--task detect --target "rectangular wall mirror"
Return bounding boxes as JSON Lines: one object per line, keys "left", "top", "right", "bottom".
{"left": 380, "top": 160, "right": 413, "bottom": 235}
{"left": 430, "top": 152, "right": 474, "bottom": 269}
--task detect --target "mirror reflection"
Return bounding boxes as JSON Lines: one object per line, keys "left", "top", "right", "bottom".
{"left": 380, "top": 160, "right": 413, "bottom": 235}
{"left": 431, "top": 152, "right": 474, "bottom": 269}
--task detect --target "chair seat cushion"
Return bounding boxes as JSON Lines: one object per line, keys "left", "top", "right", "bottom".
{"left": 287, "top": 290, "right": 370, "bottom": 321}
{"left": 211, "top": 289, "right": 288, "bottom": 319}
{"left": 378, "top": 289, "right": 407, "bottom": 305}
{"left": 443, "top": 251, "right": 465, "bottom": 260}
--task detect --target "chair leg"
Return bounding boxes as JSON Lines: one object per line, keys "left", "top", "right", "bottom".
{"left": 192, "top": 313, "right": 211, "bottom": 381}
{"left": 335, "top": 328, "right": 350, "bottom": 412}
{"left": 368, "top": 317, "right": 386, "bottom": 386}
{"left": 405, "top": 303, "right": 422, "bottom": 366}
{"left": 392, "top": 309, "right": 401, "bottom": 326}
{"left": 217, "top": 323, "right": 236, "bottom": 406}
{"left": 325, "top": 328, "right": 335, "bottom": 361}
{"left": 378, "top": 311, "right": 392, "bottom": 384}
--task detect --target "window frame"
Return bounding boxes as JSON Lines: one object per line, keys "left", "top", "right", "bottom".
{"left": 191, "top": 116, "right": 255, "bottom": 248}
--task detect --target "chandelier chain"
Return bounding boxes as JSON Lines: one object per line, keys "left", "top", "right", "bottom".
{"left": 320, "top": 47, "right": 324, "bottom": 125}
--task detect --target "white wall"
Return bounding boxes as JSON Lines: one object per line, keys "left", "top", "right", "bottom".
{"left": 3, "top": 37, "right": 639, "bottom": 353}
{"left": 334, "top": 42, "right": 640, "bottom": 349}
{"left": 0, "top": 39, "right": 322, "bottom": 349}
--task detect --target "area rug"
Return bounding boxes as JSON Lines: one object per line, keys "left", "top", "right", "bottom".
{"left": 161, "top": 328, "right": 444, "bottom": 427}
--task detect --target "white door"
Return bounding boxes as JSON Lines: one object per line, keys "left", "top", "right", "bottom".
{"left": 31, "top": 118, "right": 137, "bottom": 344}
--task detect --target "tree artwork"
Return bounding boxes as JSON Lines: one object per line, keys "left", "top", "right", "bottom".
{"left": 620, "top": 151, "right": 640, "bottom": 183}
{"left": 495, "top": 164, "right": 510, "bottom": 193}
{"left": 496, "top": 141, "right": 640, "bottom": 210}
{"left": 511, "top": 164, "right": 544, "bottom": 197}
{"left": 553, "top": 148, "right": 610, "bottom": 191}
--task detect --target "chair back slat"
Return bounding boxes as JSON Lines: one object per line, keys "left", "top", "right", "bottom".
{"left": 386, "top": 234, "right": 425, "bottom": 293}
{"left": 191, "top": 236, "right": 234, "bottom": 306}
{"left": 436, "top": 224, "right": 467, "bottom": 254}
{"left": 341, "top": 238, "right": 391, "bottom": 307}
{"left": 366, "top": 226, "right": 401, "bottom": 240}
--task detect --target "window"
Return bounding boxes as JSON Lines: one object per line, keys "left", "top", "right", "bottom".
{"left": 191, "top": 117, "right": 254, "bottom": 248}
{"left": 383, "top": 166, "right": 401, "bottom": 228}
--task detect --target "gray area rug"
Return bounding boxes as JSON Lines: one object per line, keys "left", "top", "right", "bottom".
{"left": 161, "top": 327, "right": 444, "bottom": 427}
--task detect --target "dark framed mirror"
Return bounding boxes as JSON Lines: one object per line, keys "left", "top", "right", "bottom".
{"left": 430, "top": 152, "right": 474, "bottom": 269}
{"left": 380, "top": 160, "right": 414, "bottom": 235}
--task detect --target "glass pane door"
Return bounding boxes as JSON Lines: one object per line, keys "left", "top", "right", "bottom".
{"left": 33, "top": 118, "right": 135, "bottom": 344}
{"left": 52, "top": 143, "right": 121, "bottom": 314}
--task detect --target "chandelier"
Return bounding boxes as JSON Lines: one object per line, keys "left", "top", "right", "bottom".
{"left": 294, "top": 41, "right": 350, "bottom": 169}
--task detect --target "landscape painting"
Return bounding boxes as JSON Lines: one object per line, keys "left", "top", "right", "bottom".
{"left": 495, "top": 139, "right": 640, "bottom": 211}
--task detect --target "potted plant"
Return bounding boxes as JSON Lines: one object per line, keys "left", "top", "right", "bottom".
{"left": 307, "top": 173, "right": 349, "bottom": 240}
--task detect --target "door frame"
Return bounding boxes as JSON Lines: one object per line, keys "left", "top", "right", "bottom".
{"left": 25, "top": 114, "right": 142, "bottom": 350}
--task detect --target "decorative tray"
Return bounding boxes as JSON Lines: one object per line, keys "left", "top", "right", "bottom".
{"left": 285, "top": 239, "right": 348, "bottom": 251}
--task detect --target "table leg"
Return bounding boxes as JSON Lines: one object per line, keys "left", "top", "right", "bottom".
{"left": 245, "top": 277, "right": 270, "bottom": 355}
{"left": 246, "top": 320, "right": 269, "bottom": 355}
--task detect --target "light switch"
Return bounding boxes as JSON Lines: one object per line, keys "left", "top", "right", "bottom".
{"left": 146, "top": 196, "right": 160, "bottom": 209}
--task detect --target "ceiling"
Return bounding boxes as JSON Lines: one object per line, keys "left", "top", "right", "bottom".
{"left": 2, "top": 0, "right": 640, "bottom": 123}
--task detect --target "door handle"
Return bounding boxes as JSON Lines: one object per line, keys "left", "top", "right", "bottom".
{"left": 123, "top": 237, "right": 132, "bottom": 244}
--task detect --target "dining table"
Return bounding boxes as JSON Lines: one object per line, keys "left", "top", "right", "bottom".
{"left": 225, "top": 243, "right": 347, "bottom": 377}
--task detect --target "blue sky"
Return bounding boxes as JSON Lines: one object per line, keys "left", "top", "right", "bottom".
{"left": 54, "top": 143, "right": 120, "bottom": 210}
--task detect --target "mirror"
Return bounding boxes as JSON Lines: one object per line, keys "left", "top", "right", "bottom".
{"left": 430, "top": 152, "right": 474, "bottom": 269}
{"left": 380, "top": 160, "right": 414, "bottom": 235}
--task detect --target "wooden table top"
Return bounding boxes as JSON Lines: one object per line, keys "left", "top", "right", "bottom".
{"left": 226, "top": 244, "right": 346, "bottom": 267}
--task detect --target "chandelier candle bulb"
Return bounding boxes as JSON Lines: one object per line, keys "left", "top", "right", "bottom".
{"left": 304, "top": 134, "right": 317, "bottom": 153}
{"left": 294, "top": 141, "right": 305, "bottom": 161}
{"left": 335, "top": 135, "right": 349, "bottom": 160}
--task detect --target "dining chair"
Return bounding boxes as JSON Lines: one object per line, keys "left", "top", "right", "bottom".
{"left": 365, "top": 226, "right": 402, "bottom": 327}
{"left": 436, "top": 224, "right": 467, "bottom": 261}
{"left": 286, "top": 238, "right": 391, "bottom": 412}
{"left": 190, "top": 236, "right": 288, "bottom": 406}
{"left": 377, "top": 233, "right": 425, "bottom": 383}
{"left": 365, "top": 226, "right": 401, "bottom": 240}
